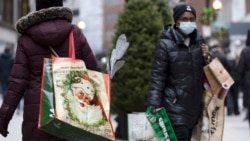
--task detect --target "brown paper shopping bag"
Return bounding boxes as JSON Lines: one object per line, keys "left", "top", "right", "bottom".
{"left": 192, "top": 57, "right": 234, "bottom": 141}
{"left": 203, "top": 57, "right": 234, "bottom": 98}
{"left": 207, "top": 89, "right": 225, "bottom": 141}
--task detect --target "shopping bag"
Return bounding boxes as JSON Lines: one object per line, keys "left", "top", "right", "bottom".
{"left": 192, "top": 57, "right": 234, "bottom": 141}
{"left": 203, "top": 57, "right": 233, "bottom": 141}
{"left": 39, "top": 58, "right": 55, "bottom": 131}
{"left": 203, "top": 57, "right": 234, "bottom": 97}
{"left": 192, "top": 87, "right": 226, "bottom": 141}
{"left": 191, "top": 82, "right": 215, "bottom": 141}
{"left": 39, "top": 30, "right": 115, "bottom": 141}
{"left": 128, "top": 112, "right": 158, "bottom": 141}
{"left": 206, "top": 89, "right": 225, "bottom": 141}
{"left": 191, "top": 108, "right": 210, "bottom": 141}
{"left": 145, "top": 106, "right": 177, "bottom": 141}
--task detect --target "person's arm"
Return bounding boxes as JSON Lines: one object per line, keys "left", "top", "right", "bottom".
{"left": 200, "top": 43, "right": 212, "bottom": 64}
{"left": 0, "top": 41, "right": 29, "bottom": 137}
{"left": 148, "top": 39, "right": 169, "bottom": 107}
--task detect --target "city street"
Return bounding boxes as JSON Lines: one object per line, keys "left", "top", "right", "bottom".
{"left": 0, "top": 99, "right": 249, "bottom": 141}
{"left": 0, "top": 0, "right": 250, "bottom": 140}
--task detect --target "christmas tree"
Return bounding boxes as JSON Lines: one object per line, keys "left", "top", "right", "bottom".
{"left": 110, "top": 0, "right": 173, "bottom": 114}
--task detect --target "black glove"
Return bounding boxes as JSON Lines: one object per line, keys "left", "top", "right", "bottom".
{"left": 0, "top": 118, "right": 9, "bottom": 137}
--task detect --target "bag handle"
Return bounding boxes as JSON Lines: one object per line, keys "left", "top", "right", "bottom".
{"left": 49, "top": 29, "right": 75, "bottom": 58}
{"left": 68, "top": 30, "right": 75, "bottom": 59}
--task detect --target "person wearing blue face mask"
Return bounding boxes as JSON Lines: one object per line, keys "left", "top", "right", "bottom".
{"left": 148, "top": 3, "right": 210, "bottom": 141}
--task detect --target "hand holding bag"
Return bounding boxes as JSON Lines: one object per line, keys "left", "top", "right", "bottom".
{"left": 145, "top": 106, "right": 177, "bottom": 141}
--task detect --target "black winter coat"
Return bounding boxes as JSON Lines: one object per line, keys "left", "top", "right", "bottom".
{"left": 148, "top": 25, "right": 205, "bottom": 128}
{"left": 238, "top": 46, "right": 250, "bottom": 107}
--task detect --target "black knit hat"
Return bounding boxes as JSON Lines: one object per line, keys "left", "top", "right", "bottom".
{"left": 173, "top": 4, "right": 196, "bottom": 21}
{"left": 36, "top": 0, "right": 63, "bottom": 11}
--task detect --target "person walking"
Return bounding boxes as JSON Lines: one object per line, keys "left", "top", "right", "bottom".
{"left": 227, "top": 52, "right": 240, "bottom": 116}
{"left": 0, "top": 45, "right": 14, "bottom": 100}
{"left": 0, "top": 0, "right": 98, "bottom": 140}
{"left": 148, "top": 3, "right": 210, "bottom": 141}
{"left": 238, "top": 29, "right": 250, "bottom": 128}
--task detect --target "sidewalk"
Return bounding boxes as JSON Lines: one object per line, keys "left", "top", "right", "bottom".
{"left": 222, "top": 110, "right": 250, "bottom": 141}
{"left": 0, "top": 99, "right": 249, "bottom": 141}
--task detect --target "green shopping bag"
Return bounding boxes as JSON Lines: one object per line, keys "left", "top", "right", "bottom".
{"left": 145, "top": 106, "right": 177, "bottom": 141}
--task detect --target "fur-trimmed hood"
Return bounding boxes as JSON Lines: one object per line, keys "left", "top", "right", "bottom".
{"left": 15, "top": 7, "right": 74, "bottom": 47}
{"left": 16, "top": 7, "right": 73, "bottom": 34}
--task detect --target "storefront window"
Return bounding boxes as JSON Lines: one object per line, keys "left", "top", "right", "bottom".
{"left": 0, "top": 0, "right": 29, "bottom": 24}
{"left": 21, "top": 0, "right": 29, "bottom": 17}
{"left": 0, "top": 0, "right": 13, "bottom": 24}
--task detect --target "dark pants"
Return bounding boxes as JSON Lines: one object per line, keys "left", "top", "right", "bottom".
{"left": 230, "top": 85, "right": 240, "bottom": 115}
{"left": 248, "top": 107, "right": 250, "bottom": 120}
{"left": 248, "top": 107, "right": 250, "bottom": 129}
{"left": 173, "top": 125, "right": 193, "bottom": 141}
{"left": 226, "top": 91, "right": 234, "bottom": 115}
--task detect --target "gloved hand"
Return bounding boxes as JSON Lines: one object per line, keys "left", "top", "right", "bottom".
{"left": 0, "top": 119, "right": 9, "bottom": 137}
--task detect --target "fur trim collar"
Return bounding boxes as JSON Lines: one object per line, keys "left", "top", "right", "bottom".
{"left": 15, "top": 7, "right": 73, "bottom": 34}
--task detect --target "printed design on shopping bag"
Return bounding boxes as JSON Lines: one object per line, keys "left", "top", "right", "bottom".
{"left": 49, "top": 108, "right": 55, "bottom": 117}
{"left": 61, "top": 70, "right": 108, "bottom": 127}
{"left": 201, "top": 110, "right": 209, "bottom": 136}
{"left": 147, "top": 114, "right": 170, "bottom": 140}
{"left": 210, "top": 106, "right": 219, "bottom": 135}
{"left": 53, "top": 122, "right": 62, "bottom": 128}
{"left": 146, "top": 107, "right": 177, "bottom": 141}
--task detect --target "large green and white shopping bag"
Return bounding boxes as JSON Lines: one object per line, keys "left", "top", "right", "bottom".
{"left": 128, "top": 106, "right": 177, "bottom": 141}
{"left": 38, "top": 58, "right": 115, "bottom": 141}
{"left": 38, "top": 30, "right": 115, "bottom": 141}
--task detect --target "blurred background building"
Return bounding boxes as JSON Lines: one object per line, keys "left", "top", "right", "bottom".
{"left": 103, "top": 0, "right": 125, "bottom": 52}
{"left": 63, "top": 0, "right": 104, "bottom": 54}
{"left": 0, "top": 0, "right": 30, "bottom": 54}
{"left": 0, "top": 0, "right": 250, "bottom": 60}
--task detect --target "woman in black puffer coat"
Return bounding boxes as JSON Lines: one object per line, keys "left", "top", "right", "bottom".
{"left": 238, "top": 30, "right": 250, "bottom": 128}
{"left": 148, "top": 4, "right": 210, "bottom": 141}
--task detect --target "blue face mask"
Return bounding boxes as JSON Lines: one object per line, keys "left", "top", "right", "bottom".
{"left": 179, "top": 22, "right": 196, "bottom": 35}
